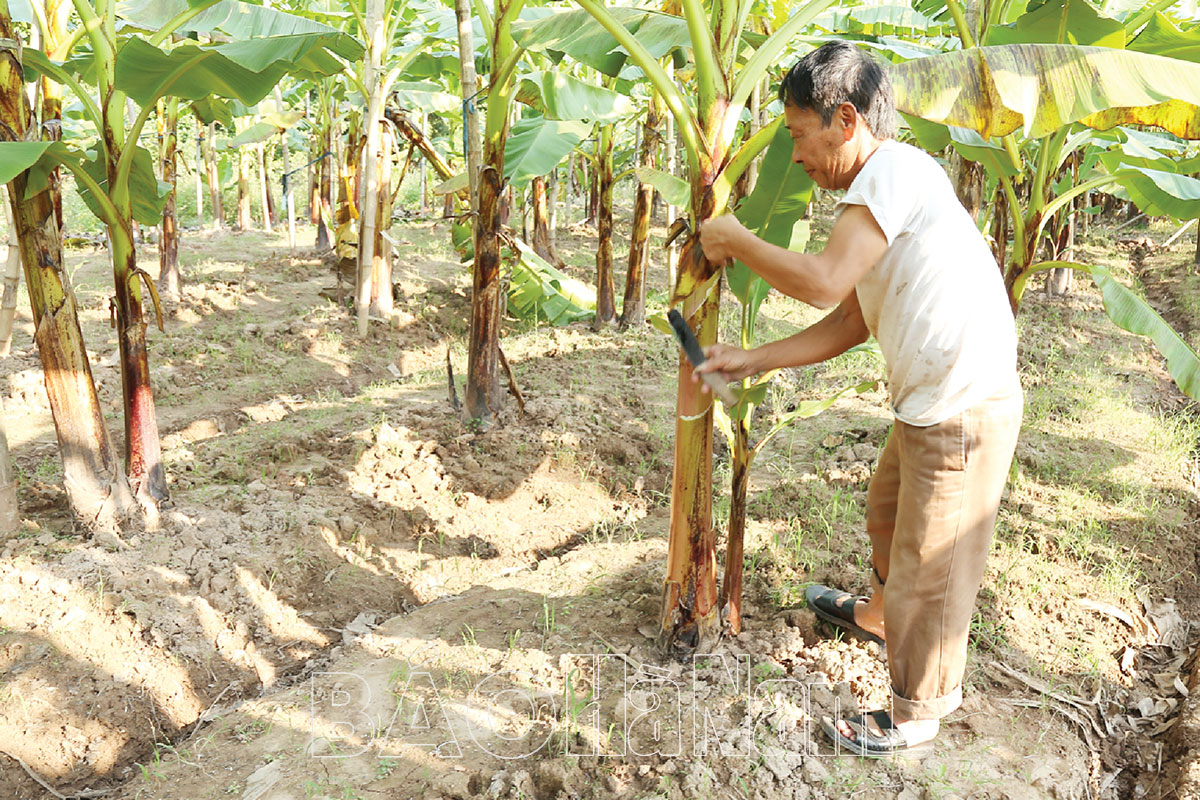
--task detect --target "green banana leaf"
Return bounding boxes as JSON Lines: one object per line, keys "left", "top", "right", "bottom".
{"left": 114, "top": 35, "right": 350, "bottom": 109}
{"left": 511, "top": 7, "right": 691, "bottom": 77}
{"left": 229, "top": 112, "right": 303, "bottom": 147}
{"left": 1017, "top": 262, "right": 1200, "bottom": 400}
{"left": 816, "top": 4, "right": 946, "bottom": 36}
{"left": 985, "top": 0, "right": 1125, "bottom": 48}
{"left": 633, "top": 167, "right": 689, "bottom": 209}
{"left": 392, "top": 81, "right": 460, "bottom": 115}
{"left": 116, "top": 0, "right": 362, "bottom": 60}
{"left": 892, "top": 44, "right": 1200, "bottom": 140}
{"left": 728, "top": 122, "right": 814, "bottom": 342}
{"left": 1128, "top": 12, "right": 1200, "bottom": 62}
{"left": 190, "top": 97, "right": 234, "bottom": 128}
{"left": 503, "top": 117, "right": 592, "bottom": 192}
{"left": 0, "top": 142, "right": 60, "bottom": 186}
{"left": 515, "top": 71, "right": 634, "bottom": 123}
{"left": 508, "top": 239, "right": 595, "bottom": 326}
{"left": 79, "top": 145, "right": 171, "bottom": 226}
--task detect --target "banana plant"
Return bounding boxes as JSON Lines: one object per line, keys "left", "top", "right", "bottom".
{"left": 892, "top": 3, "right": 1200, "bottom": 401}
{"left": 521, "top": 0, "right": 835, "bottom": 652}
{"left": 1, "top": 0, "right": 361, "bottom": 509}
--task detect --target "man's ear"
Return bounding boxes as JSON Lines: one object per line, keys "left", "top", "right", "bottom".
{"left": 838, "top": 102, "right": 857, "bottom": 141}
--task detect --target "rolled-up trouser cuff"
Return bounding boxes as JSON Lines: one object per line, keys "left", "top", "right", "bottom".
{"left": 891, "top": 684, "right": 962, "bottom": 721}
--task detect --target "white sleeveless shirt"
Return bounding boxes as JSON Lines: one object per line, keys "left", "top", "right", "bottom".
{"left": 837, "top": 140, "right": 1018, "bottom": 427}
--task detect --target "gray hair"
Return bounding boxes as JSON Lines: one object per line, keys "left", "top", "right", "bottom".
{"left": 778, "top": 41, "right": 897, "bottom": 140}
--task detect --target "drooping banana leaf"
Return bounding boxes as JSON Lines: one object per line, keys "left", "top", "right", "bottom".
{"left": 114, "top": 35, "right": 353, "bottom": 109}
{"left": 508, "top": 239, "right": 595, "bottom": 326}
{"left": 229, "top": 112, "right": 304, "bottom": 147}
{"left": 633, "top": 167, "right": 689, "bottom": 209}
{"left": 1015, "top": 261, "right": 1200, "bottom": 400}
{"left": 892, "top": 44, "right": 1200, "bottom": 140}
{"left": 79, "top": 145, "right": 171, "bottom": 225}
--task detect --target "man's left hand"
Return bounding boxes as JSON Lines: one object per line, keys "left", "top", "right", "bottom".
{"left": 699, "top": 215, "right": 749, "bottom": 264}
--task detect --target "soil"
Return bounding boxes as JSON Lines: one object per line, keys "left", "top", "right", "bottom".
{"left": 0, "top": 216, "right": 1196, "bottom": 800}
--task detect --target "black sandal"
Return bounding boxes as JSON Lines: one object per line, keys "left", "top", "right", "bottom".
{"left": 804, "top": 584, "right": 885, "bottom": 646}
{"left": 821, "top": 709, "right": 932, "bottom": 757}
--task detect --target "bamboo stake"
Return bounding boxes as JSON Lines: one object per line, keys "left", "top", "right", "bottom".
{"left": 0, "top": 188, "right": 20, "bottom": 357}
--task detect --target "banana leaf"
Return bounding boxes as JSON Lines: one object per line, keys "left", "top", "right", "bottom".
{"left": 508, "top": 239, "right": 595, "bottom": 326}
{"left": 892, "top": 44, "right": 1200, "bottom": 140}
{"left": 503, "top": 117, "right": 592, "bottom": 192}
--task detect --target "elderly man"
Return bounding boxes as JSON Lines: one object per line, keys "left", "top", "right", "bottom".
{"left": 695, "top": 41, "right": 1022, "bottom": 755}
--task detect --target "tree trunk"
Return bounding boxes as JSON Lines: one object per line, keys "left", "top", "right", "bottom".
{"left": 454, "top": 0, "right": 481, "bottom": 210}
{"left": 205, "top": 122, "right": 223, "bottom": 230}
{"left": 664, "top": 60, "right": 678, "bottom": 290}
{"left": 586, "top": 153, "right": 599, "bottom": 226}
{"left": 276, "top": 87, "right": 294, "bottom": 250}
{"left": 194, "top": 126, "right": 204, "bottom": 227}
{"left": 466, "top": 153, "right": 506, "bottom": 419}
{"left": 257, "top": 141, "right": 274, "bottom": 233}
{"left": 0, "top": 13, "right": 136, "bottom": 526}
{"left": 316, "top": 115, "right": 333, "bottom": 250}
{"left": 357, "top": 0, "right": 384, "bottom": 336}
{"left": 593, "top": 125, "right": 615, "bottom": 328}
{"left": 992, "top": 185, "right": 1008, "bottom": 271}
{"left": 661, "top": 271, "right": 721, "bottom": 653}
{"left": 547, "top": 167, "right": 558, "bottom": 246}
{"left": 0, "top": 188, "right": 19, "bottom": 356}
{"left": 620, "top": 100, "right": 662, "bottom": 329}
{"left": 530, "top": 175, "right": 560, "bottom": 266}
{"left": 719, "top": 436, "right": 749, "bottom": 635}
{"left": 368, "top": 121, "right": 394, "bottom": 319}
{"left": 158, "top": 98, "right": 180, "bottom": 299}
{"left": 236, "top": 147, "right": 253, "bottom": 231}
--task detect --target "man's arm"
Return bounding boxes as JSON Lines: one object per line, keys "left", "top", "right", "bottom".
{"left": 694, "top": 291, "right": 870, "bottom": 383}
{"left": 699, "top": 204, "right": 888, "bottom": 309}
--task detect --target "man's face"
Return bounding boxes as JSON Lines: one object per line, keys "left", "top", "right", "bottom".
{"left": 784, "top": 103, "right": 852, "bottom": 190}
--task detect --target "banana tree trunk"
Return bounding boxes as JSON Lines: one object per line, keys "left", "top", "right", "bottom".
{"left": 530, "top": 175, "right": 560, "bottom": 266}
{"left": 662, "top": 268, "right": 721, "bottom": 652}
{"left": 466, "top": 0, "right": 526, "bottom": 421}
{"left": 205, "top": 122, "right": 223, "bottom": 230}
{"left": 194, "top": 129, "right": 204, "bottom": 227}
{"left": 620, "top": 101, "right": 663, "bottom": 329}
{"left": 257, "top": 141, "right": 273, "bottom": 233}
{"left": 158, "top": 98, "right": 180, "bottom": 298}
{"left": 368, "top": 120, "right": 394, "bottom": 320}
{"left": 0, "top": 8, "right": 136, "bottom": 527}
{"left": 548, "top": 167, "right": 558, "bottom": 246}
{"left": 316, "top": 117, "right": 333, "bottom": 250}
{"left": 593, "top": 124, "right": 615, "bottom": 328}
{"left": 0, "top": 189, "right": 18, "bottom": 356}
{"left": 357, "top": 0, "right": 384, "bottom": 336}
{"left": 236, "top": 147, "right": 252, "bottom": 231}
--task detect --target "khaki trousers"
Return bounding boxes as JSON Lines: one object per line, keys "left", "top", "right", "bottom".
{"left": 866, "top": 381, "right": 1023, "bottom": 720}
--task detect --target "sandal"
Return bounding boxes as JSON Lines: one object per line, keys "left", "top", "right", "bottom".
{"left": 821, "top": 709, "right": 933, "bottom": 757}
{"left": 804, "top": 584, "right": 885, "bottom": 646}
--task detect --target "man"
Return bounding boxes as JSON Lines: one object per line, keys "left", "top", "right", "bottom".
{"left": 695, "top": 41, "right": 1022, "bottom": 755}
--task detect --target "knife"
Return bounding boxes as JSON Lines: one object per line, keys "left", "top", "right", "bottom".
{"left": 667, "top": 309, "right": 738, "bottom": 405}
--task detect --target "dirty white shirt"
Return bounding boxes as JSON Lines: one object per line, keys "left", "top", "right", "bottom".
{"left": 837, "top": 139, "right": 1018, "bottom": 427}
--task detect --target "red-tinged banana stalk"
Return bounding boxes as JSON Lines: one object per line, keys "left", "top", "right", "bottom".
{"left": 0, "top": 2, "right": 137, "bottom": 527}
{"left": 576, "top": 0, "right": 834, "bottom": 653}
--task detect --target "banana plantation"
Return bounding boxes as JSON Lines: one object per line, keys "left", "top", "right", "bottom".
{"left": 1, "top": 0, "right": 1200, "bottom": 797}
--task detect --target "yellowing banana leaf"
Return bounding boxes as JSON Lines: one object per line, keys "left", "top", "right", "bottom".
{"left": 892, "top": 44, "right": 1200, "bottom": 140}
{"left": 229, "top": 113, "right": 302, "bottom": 147}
